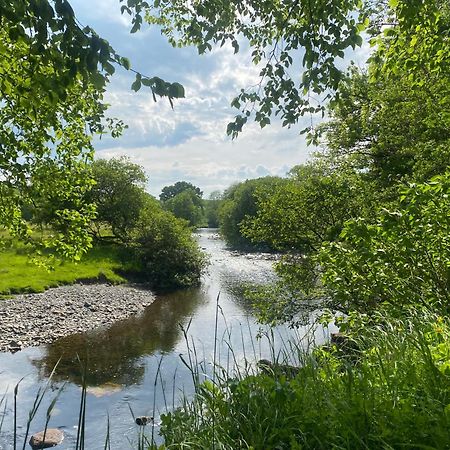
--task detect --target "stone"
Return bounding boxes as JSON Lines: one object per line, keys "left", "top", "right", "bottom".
{"left": 8, "top": 340, "right": 22, "bottom": 353}
{"left": 29, "top": 429, "right": 64, "bottom": 449}
{"left": 135, "top": 416, "right": 153, "bottom": 426}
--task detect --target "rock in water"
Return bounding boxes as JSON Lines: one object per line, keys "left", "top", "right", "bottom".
{"left": 29, "top": 429, "right": 64, "bottom": 449}
{"left": 135, "top": 416, "right": 153, "bottom": 426}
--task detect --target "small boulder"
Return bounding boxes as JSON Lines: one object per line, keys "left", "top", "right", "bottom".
{"left": 135, "top": 416, "right": 153, "bottom": 426}
{"left": 8, "top": 340, "right": 22, "bottom": 353}
{"left": 29, "top": 429, "right": 64, "bottom": 449}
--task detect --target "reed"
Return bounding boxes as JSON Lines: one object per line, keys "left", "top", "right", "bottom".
{"left": 157, "top": 308, "right": 450, "bottom": 449}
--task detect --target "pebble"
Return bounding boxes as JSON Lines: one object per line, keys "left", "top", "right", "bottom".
{"left": 0, "top": 284, "right": 155, "bottom": 352}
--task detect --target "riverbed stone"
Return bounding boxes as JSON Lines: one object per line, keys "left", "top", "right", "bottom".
{"left": 8, "top": 340, "right": 22, "bottom": 353}
{"left": 0, "top": 284, "right": 155, "bottom": 352}
{"left": 135, "top": 416, "right": 153, "bottom": 426}
{"left": 29, "top": 428, "right": 64, "bottom": 448}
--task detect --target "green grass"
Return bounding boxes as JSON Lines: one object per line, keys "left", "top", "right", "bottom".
{"left": 0, "top": 241, "right": 130, "bottom": 296}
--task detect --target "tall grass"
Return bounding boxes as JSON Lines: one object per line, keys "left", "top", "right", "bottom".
{"left": 157, "top": 309, "right": 450, "bottom": 449}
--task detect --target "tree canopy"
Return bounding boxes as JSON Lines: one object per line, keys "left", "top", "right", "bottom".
{"left": 87, "top": 157, "right": 149, "bottom": 241}
{"left": 159, "top": 181, "right": 203, "bottom": 202}
{"left": 137, "top": 0, "right": 450, "bottom": 136}
{"left": 0, "top": 0, "right": 184, "bottom": 258}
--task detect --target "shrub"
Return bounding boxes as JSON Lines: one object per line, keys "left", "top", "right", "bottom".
{"left": 130, "top": 202, "right": 207, "bottom": 289}
{"left": 319, "top": 171, "right": 450, "bottom": 314}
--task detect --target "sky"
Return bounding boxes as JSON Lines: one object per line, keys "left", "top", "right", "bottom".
{"left": 71, "top": 0, "right": 370, "bottom": 198}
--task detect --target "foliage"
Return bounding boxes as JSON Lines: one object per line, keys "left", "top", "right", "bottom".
{"left": 0, "top": 1, "right": 185, "bottom": 110}
{"left": 0, "top": 26, "right": 102, "bottom": 258}
{"left": 163, "top": 189, "right": 204, "bottom": 227}
{"left": 87, "top": 157, "right": 149, "bottom": 241}
{"left": 136, "top": 1, "right": 448, "bottom": 136}
{"left": 160, "top": 181, "right": 203, "bottom": 202}
{"left": 204, "top": 191, "right": 222, "bottom": 228}
{"left": 317, "top": 64, "right": 450, "bottom": 187}
{"left": 0, "top": 1, "right": 184, "bottom": 258}
{"left": 158, "top": 311, "right": 450, "bottom": 449}
{"left": 130, "top": 198, "right": 207, "bottom": 289}
{"left": 243, "top": 163, "right": 368, "bottom": 253}
{"left": 142, "top": 0, "right": 366, "bottom": 136}
{"left": 237, "top": 164, "right": 372, "bottom": 324}
{"left": 317, "top": 171, "right": 450, "bottom": 315}
{"left": 219, "top": 177, "right": 281, "bottom": 250}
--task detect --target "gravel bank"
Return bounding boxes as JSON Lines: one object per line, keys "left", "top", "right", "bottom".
{"left": 0, "top": 283, "right": 155, "bottom": 352}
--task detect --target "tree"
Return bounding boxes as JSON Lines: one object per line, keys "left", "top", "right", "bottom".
{"left": 0, "top": 34, "right": 104, "bottom": 258}
{"left": 87, "top": 157, "right": 149, "bottom": 241}
{"left": 219, "top": 177, "right": 282, "bottom": 249}
{"left": 243, "top": 163, "right": 367, "bottom": 254}
{"left": 0, "top": 1, "right": 184, "bottom": 258}
{"left": 163, "top": 189, "right": 204, "bottom": 227}
{"left": 160, "top": 181, "right": 203, "bottom": 202}
{"left": 204, "top": 191, "right": 222, "bottom": 228}
{"left": 316, "top": 65, "right": 450, "bottom": 188}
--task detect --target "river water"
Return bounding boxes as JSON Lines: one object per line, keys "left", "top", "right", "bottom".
{"left": 0, "top": 229, "right": 335, "bottom": 449}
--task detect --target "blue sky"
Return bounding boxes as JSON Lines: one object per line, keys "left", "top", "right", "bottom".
{"left": 72, "top": 0, "right": 370, "bottom": 198}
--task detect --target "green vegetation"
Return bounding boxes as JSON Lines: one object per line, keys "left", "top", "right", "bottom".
{"left": 0, "top": 2, "right": 185, "bottom": 258}
{"left": 203, "top": 191, "right": 222, "bottom": 228}
{"left": 219, "top": 177, "right": 281, "bottom": 250}
{"left": 86, "top": 157, "right": 149, "bottom": 241}
{"left": 0, "top": 242, "right": 127, "bottom": 296}
{"left": 2, "top": 1, "right": 450, "bottom": 449}
{"left": 159, "top": 181, "right": 205, "bottom": 228}
{"left": 0, "top": 159, "right": 207, "bottom": 294}
{"left": 160, "top": 181, "right": 203, "bottom": 203}
{"left": 130, "top": 199, "right": 207, "bottom": 289}
{"left": 159, "top": 311, "right": 450, "bottom": 449}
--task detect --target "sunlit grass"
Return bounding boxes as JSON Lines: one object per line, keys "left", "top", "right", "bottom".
{"left": 0, "top": 241, "right": 129, "bottom": 296}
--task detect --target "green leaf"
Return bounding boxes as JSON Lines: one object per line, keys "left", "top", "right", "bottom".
{"left": 121, "top": 57, "right": 131, "bottom": 70}
{"left": 131, "top": 78, "right": 141, "bottom": 92}
{"left": 91, "top": 72, "right": 106, "bottom": 89}
{"left": 168, "top": 82, "right": 185, "bottom": 98}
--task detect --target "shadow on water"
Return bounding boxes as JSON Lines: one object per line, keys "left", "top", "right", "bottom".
{"left": 33, "top": 286, "right": 208, "bottom": 386}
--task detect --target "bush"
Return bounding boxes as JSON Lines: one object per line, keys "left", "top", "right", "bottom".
{"left": 130, "top": 201, "right": 207, "bottom": 289}
{"left": 319, "top": 171, "right": 450, "bottom": 314}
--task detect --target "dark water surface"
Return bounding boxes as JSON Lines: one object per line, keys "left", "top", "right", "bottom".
{"left": 0, "top": 229, "right": 335, "bottom": 449}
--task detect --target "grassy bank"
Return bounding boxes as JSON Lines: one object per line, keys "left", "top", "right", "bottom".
{"left": 0, "top": 241, "right": 130, "bottom": 295}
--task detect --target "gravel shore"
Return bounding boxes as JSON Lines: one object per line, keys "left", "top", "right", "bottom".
{"left": 0, "top": 283, "right": 156, "bottom": 352}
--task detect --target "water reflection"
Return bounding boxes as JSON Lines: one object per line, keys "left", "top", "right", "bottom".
{"left": 33, "top": 287, "right": 208, "bottom": 386}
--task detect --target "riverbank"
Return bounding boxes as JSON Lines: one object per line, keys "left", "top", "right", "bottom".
{"left": 0, "top": 283, "right": 155, "bottom": 352}
{"left": 0, "top": 242, "right": 129, "bottom": 296}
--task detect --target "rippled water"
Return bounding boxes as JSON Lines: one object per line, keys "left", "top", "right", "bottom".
{"left": 0, "top": 229, "right": 335, "bottom": 449}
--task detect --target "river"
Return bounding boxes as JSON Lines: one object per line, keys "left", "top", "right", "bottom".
{"left": 0, "top": 229, "right": 335, "bottom": 449}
